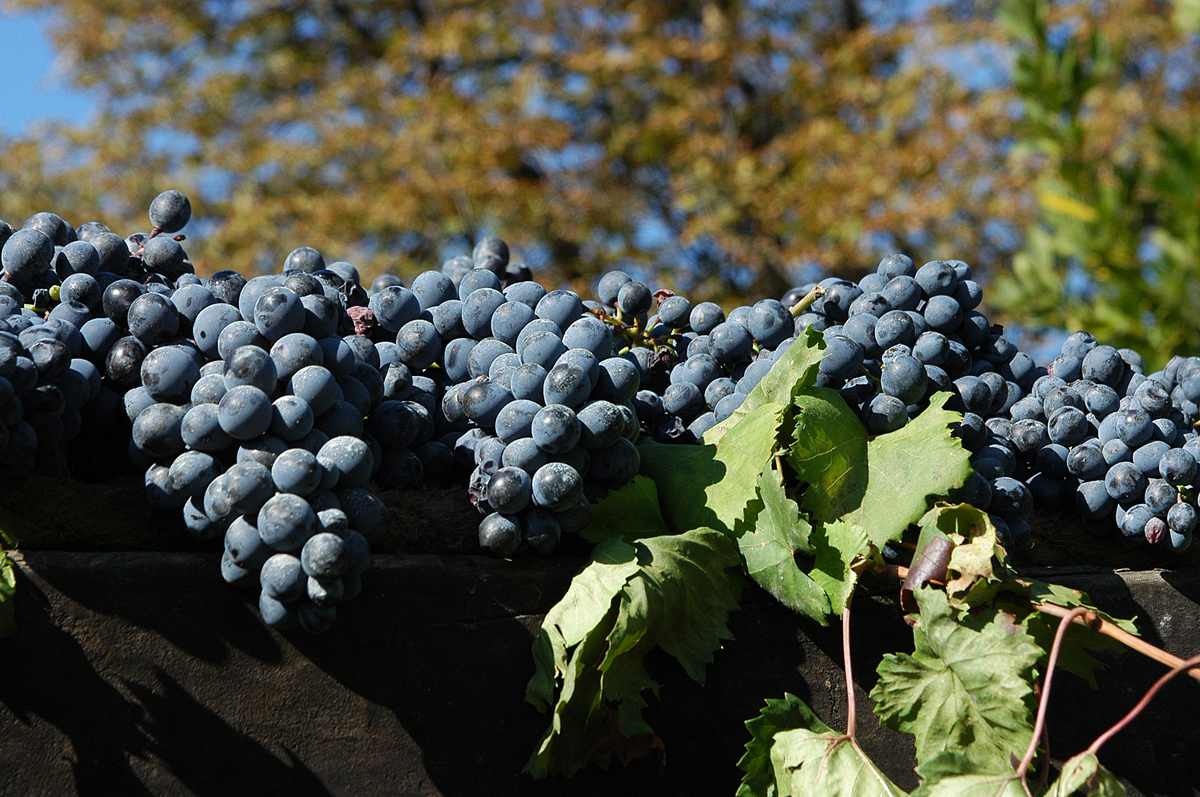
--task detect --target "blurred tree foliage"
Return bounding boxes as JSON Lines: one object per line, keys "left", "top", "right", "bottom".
{"left": 992, "top": 0, "right": 1200, "bottom": 368}
{"left": 0, "top": 0, "right": 1029, "bottom": 301}
{"left": 2, "top": 0, "right": 1199, "bottom": 351}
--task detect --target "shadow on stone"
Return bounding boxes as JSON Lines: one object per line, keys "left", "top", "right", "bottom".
{"left": 125, "top": 668, "right": 332, "bottom": 795}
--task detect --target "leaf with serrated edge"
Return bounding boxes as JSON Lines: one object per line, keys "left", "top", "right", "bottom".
{"left": 526, "top": 541, "right": 643, "bottom": 712}
{"left": 770, "top": 726, "right": 906, "bottom": 797}
{"left": 705, "top": 326, "right": 825, "bottom": 444}
{"left": 736, "top": 693, "right": 823, "bottom": 797}
{"left": 982, "top": 578, "right": 1138, "bottom": 688}
{"left": 786, "top": 386, "right": 868, "bottom": 522}
{"left": 912, "top": 771, "right": 1028, "bottom": 797}
{"left": 910, "top": 751, "right": 1027, "bottom": 797}
{"left": 1023, "top": 579, "right": 1139, "bottom": 636}
{"left": 525, "top": 529, "right": 742, "bottom": 777}
{"left": 847, "top": 392, "right": 972, "bottom": 549}
{"left": 582, "top": 475, "right": 669, "bottom": 543}
{"left": 809, "top": 518, "right": 866, "bottom": 614}
{"left": 1047, "top": 752, "right": 1127, "bottom": 797}
{"left": 526, "top": 610, "right": 615, "bottom": 778}
{"left": 742, "top": 467, "right": 831, "bottom": 624}
{"left": 640, "top": 402, "right": 785, "bottom": 534}
{"left": 871, "top": 586, "right": 1040, "bottom": 772}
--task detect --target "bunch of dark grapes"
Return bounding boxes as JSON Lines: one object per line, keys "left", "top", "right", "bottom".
{"left": 361, "top": 238, "right": 639, "bottom": 557}
{"left": 9, "top": 185, "right": 1200, "bottom": 640}
{"left": 780, "top": 255, "right": 1041, "bottom": 550}
{"left": 593, "top": 253, "right": 1192, "bottom": 555}
{"left": 1, "top": 192, "right": 404, "bottom": 633}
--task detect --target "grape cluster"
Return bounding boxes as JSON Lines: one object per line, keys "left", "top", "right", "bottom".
{"left": 552, "top": 273, "right": 806, "bottom": 446}
{"left": 0, "top": 297, "right": 102, "bottom": 484}
{"left": 765, "top": 255, "right": 1043, "bottom": 550}
{"left": 360, "top": 240, "right": 640, "bottom": 556}
{"left": 8, "top": 185, "right": 1199, "bottom": 639}
{"left": 593, "top": 252, "right": 1197, "bottom": 555}
{"left": 1009, "top": 335, "right": 1199, "bottom": 551}
{"left": 757, "top": 257, "right": 1194, "bottom": 554}
{"left": 1, "top": 193, "right": 403, "bottom": 633}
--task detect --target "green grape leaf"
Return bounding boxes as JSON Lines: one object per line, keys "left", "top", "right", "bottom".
{"left": 0, "top": 551, "right": 14, "bottom": 639}
{"left": 910, "top": 752, "right": 1027, "bottom": 797}
{"left": 735, "top": 693, "right": 824, "bottom": 797}
{"left": 770, "top": 724, "right": 907, "bottom": 797}
{"left": 871, "top": 586, "right": 1040, "bottom": 772}
{"left": 640, "top": 402, "right": 786, "bottom": 535}
{"left": 704, "top": 326, "right": 825, "bottom": 443}
{"left": 526, "top": 544, "right": 643, "bottom": 714}
{"left": 809, "top": 518, "right": 867, "bottom": 614}
{"left": 788, "top": 391, "right": 970, "bottom": 553}
{"left": 1047, "top": 752, "right": 1126, "bottom": 796}
{"left": 785, "top": 386, "right": 869, "bottom": 522}
{"left": 987, "top": 578, "right": 1139, "bottom": 688}
{"left": 1021, "top": 579, "right": 1139, "bottom": 636}
{"left": 847, "top": 392, "right": 972, "bottom": 549}
{"left": 525, "top": 528, "right": 742, "bottom": 778}
{"left": 741, "top": 467, "right": 831, "bottom": 624}
{"left": 581, "top": 475, "right": 670, "bottom": 543}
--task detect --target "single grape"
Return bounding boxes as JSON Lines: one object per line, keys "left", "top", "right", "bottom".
{"left": 479, "top": 512, "right": 522, "bottom": 557}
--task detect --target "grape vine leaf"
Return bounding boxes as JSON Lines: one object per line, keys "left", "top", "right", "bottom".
{"left": 785, "top": 386, "right": 868, "bottom": 520}
{"left": 742, "top": 467, "right": 831, "bottom": 624}
{"left": 954, "top": 566, "right": 1139, "bottom": 688}
{"left": 794, "top": 392, "right": 971, "bottom": 550}
{"left": 916, "top": 503, "right": 999, "bottom": 601}
{"left": 639, "top": 402, "right": 786, "bottom": 535}
{"left": 769, "top": 723, "right": 907, "bottom": 797}
{"left": 1008, "top": 579, "right": 1137, "bottom": 689}
{"left": 526, "top": 546, "right": 643, "bottom": 715}
{"left": 871, "top": 586, "right": 1040, "bottom": 772}
{"left": 525, "top": 528, "right": 742, "bottom": 778}
{"left": 809, "top": 518, "right": 869, "bottom": 614}
{"left": 909, "top": 505, "right": 1137, "bottom": 687}
{"left": 736, "top": 693, "right": 824, "bottom": 797}
{"left": 0, "top": 551, "right": 14, "bottom": 639}
{"left": 704, "top": 326, "right": 825, "bottom": 442}
{"left": 1046, "top": 752, "right": 1126, "bottom": 796}
{"left": 910, "top": 752, "right": 1027, "bottom": 797}
{"left": 581, "top": 476, "right": 670, "bottom": 543}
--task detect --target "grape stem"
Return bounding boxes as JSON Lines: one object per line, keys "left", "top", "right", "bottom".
{"left": 788, "top": 285, "right": 825, "bottom": 318}
{"left": 877, "top": 563, "right": 1200, "bottom": 683}
{"left": 1086, "top": 652, "right": 1200, "bottom": 754}
{"left": 1033, "top": 601, "right": 1200, "bottom": 684}
{"left": 842, "top": 598, "right": 856, "bottom": 738}
{"left": 1016, "top": 607, "right": 1089, "bottom": 778}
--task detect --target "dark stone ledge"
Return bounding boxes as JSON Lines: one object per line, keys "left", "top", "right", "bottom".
{"left": 0, "top": 553, "right": 1196, "bottom": 796}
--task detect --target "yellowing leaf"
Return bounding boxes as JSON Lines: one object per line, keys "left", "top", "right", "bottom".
{"left": 1037, "top": 188, "right": 1100, "bottom": 222}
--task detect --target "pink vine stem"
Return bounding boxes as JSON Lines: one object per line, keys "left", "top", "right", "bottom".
{"left": 1087, "top": 653, "right": 1200, "bottom": 755}
{"left": 1016, "top": 607, "right": 1089, "bottom": 778}
{"left": 843, "top": 599, "right": 856, "bottom": 739}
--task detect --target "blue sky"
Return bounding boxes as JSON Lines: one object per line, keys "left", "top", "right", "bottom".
{"left": 0, "top": 10, "right": 95, "bottom": 136}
